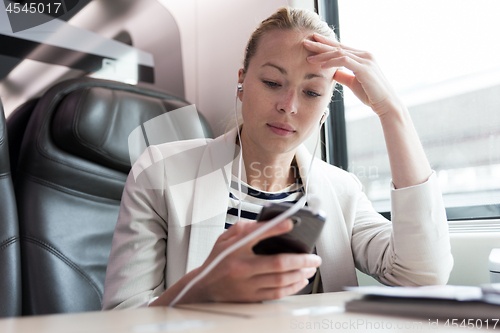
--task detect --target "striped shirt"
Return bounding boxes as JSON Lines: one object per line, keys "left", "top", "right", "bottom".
{"left": 225, "top": 174, "right": 320, "bottom": 294}
{"left": 225, "top": 174, "right": 305, "bottom": 227}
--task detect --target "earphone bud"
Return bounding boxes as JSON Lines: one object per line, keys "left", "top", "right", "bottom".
{"left": 320, "top": 109, "right": 329, "bottom": 125}
{"left": 237, "top": 83, "right": 243, "bottom": 91}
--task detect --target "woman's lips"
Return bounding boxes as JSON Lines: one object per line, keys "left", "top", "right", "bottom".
{"left": 267, "top": 123, "right": 296, "bottom": 136}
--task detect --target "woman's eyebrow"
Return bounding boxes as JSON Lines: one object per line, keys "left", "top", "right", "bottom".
{"left": 261, "top": 62, "right": 326, "bottom": 80}
{"left": 262, "top": 62, "right": 286, "bottom": 74}
{"left": 304, "top": 73, "right": 326, "bottom": 80}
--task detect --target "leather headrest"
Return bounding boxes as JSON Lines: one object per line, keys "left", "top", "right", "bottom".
{"left": 51, "top": 86, "right": 191, "bottom": 173}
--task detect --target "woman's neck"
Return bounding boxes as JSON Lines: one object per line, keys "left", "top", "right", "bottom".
{"left": 238, "top": 127, "right": 298, "bottom": 192}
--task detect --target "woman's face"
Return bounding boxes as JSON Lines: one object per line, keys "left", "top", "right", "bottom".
{"left": 239, "top": 29, "right": 336, "bottom": 156}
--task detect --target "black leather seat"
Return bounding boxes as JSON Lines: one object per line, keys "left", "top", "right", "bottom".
{"left": 0, "top": 98, "right": 22, "bottom": 317}
{"left": 9, "top": 78, "right": 212, "bottom": 315}
{"left": 6, "top": 98, "right": 39, "bottom": 183}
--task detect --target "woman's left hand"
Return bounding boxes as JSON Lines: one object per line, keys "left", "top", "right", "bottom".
{"left": 304, "top": 33, "right": 433, "bottom": 188}
{"left": 304, "top": 33, "right": 401, "bottom": 118}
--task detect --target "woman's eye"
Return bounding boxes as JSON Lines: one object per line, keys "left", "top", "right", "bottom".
{"left": 305, "top": 90, "right": 321, "bottom": 98}
{"left": 263, "top": 80, "right": 280, "bottom": 88}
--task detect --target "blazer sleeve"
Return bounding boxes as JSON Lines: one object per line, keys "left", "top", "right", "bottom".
{"left": 351, "top": 171, "right": 454, "bottom": 286}
{"left": 102, "top": 147, "right": 168, "bottom": 310}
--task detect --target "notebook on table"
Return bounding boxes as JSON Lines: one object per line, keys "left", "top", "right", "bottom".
{"left": 345, "top": 285, "right": 500, "bottom": 322}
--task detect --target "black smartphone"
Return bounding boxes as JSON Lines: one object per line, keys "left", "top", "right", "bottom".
{"left": 252, "top": 202, "right": 326, "bottom": 255}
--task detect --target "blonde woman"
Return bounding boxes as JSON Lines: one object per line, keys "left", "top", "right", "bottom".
{"left": 102, "top": 7, "right": 452, "bottom": 309}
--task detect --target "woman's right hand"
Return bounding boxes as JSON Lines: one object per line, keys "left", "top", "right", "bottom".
{"left": 152, "top": 219, "right": 321, "bottom": 306}
{"left": 197, "top": 219, "right": 321, "bottom": 302}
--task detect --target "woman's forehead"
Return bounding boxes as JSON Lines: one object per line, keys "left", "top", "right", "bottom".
{"left": 249, "top": 29, "right": 336, "bottom": 80}
{"left": 256, "top": 29, "right": 314, "bottom": 58}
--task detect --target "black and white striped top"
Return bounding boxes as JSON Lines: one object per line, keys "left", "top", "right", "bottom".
{"left": 225, "top": 174, "right": 319, "bottom": 294}
{"left": 225, "top": 174, "right": 305, "bottom": 228}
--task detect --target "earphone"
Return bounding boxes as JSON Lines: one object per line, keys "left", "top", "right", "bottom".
{"left": 320, "top": 109, "right": 329, "bottom": 126}
{"left": 168, "top": 82, "right": 323, "bottom": 307}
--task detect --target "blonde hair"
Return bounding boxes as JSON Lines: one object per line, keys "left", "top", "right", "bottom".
{"left": 243, "top": 6, "right": 337, "bottom": 72}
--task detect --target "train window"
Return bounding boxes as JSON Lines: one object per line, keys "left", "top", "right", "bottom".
{"left": 326, "top": 0, "right": 500, "bottom": 221}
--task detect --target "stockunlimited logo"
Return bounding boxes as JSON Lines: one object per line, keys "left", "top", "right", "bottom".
{"left": 3, "top": 0, "right": 80, "bottom": 33}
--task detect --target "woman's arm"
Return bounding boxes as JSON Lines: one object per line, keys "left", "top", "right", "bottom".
{"left": 102, "top": 161, "right": 169, "bottom": 310}
{"left": 304, "top": 34, "right": 432, "bottom": 188}
{"left": 350, "top": 172, "right": 453, "bottom": 286}
{"left": 304, "top": 34, "right": 453, "bottom": 285}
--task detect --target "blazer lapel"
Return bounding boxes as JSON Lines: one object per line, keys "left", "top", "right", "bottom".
{"left": 295, "top": 146, "right": 358, "bottom": 292}
{"left": 185, "top": 128, "right": 239, "bottom": 273}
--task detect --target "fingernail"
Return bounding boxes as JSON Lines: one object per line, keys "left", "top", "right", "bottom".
{"left": 282, "top": 219, "right": 293, "bottom": 229}
{"left": 307, "top": 254, "right": 322, "bottom": 266}
{"left": 307, "top": 56, "right": 314, "bottom": 60}
{"left": 303, "top": 39, "right": 312, "bottom": 44}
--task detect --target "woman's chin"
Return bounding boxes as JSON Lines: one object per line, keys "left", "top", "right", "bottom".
{"left": 260, "top": 140, "right": 300, "bottom": 155}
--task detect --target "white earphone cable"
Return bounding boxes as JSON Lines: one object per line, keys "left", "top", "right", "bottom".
{"left": 306, "top": 121, "right": 322, "bottom": 196}
{"left": 235, "top": 85, "right": 243, "bottom": 220}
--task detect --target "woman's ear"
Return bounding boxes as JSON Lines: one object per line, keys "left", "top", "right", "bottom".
{"left": 238, "top": 68, "right": 245, "bottom": 80}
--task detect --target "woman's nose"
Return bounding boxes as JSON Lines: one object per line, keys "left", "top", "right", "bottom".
{"left": 277, "top": 88, "right": 298, "bottom": 114}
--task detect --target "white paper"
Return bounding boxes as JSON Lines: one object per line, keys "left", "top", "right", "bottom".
{"left": 345, "top": 285, "right": 483, "bottom": 301}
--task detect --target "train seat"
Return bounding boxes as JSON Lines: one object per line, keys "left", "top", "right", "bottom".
{"left": 8, "top": 78, "right": 212, "bottom": 315}
{"left": 0, "top": 97, "right": 22, "bottom": 317}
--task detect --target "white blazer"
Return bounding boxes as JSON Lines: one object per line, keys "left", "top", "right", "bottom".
{"left": 102, "top": 128, "right": 453, "bottom": 310}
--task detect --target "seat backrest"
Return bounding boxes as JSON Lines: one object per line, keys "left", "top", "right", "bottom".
{"left": 6, "top": 98, "right": 39, "bottom": 182}
{"left": 0, "top": 98, "right": 22, "bottom": 317}
{"left": 13, "top": 78, "right": 212, "bottom": 315}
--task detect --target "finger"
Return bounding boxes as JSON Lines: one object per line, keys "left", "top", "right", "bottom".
{"left": 304, "top": 39, "right": 368, "bottom": 56}
{"left": 311, "top": 32, "right": 340, "bottom": 48}
{"left": 308, "top": 49, "right": 368, "bottom": 65}
{"left": 255, "top": 279, "right": 310, "bottom": 301}
{"left": 319, "top": 55, "right": 365, "bottom": 74}
{"left": 239, "top": 218, "right": 294, "bottom": 247}
{"left": 312, "top": 33, "right": 365, "bottom": 53}
{"left": 304, "top": 39, "right": 367, "bottom": 58}
{"left": 333, "top": 70, "right": 356, "bottom": 86}
{"left": 251, "top": 267, "right": 317, "bottom": 288}
{"left": 218, "top": 220, "right": 255, "bottom": 242}
{"left": 248, "top": 253, "right": 322, "bottom": 275}
{"left": 303, "top": 39, "right": 337, "bottom": 54}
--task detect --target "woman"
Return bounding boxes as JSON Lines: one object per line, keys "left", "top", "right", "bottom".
{"left": 102, "top": 7, "right": 453, "bottom": 309}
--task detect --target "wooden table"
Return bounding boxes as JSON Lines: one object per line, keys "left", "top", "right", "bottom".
{"left": 0, "top": 292, "right": 485, "bottom": 332}
{"left": 0, "top": 306, "right": 240, "bottom": 333}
